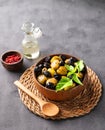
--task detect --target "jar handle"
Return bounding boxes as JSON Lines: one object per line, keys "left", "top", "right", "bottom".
{"left": 33, "top": 27, "right": 42, "bottom": 39}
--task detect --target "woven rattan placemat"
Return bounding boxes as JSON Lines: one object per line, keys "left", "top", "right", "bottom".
{"left": 18, "top": 65, "right": 102, "bottom": 120}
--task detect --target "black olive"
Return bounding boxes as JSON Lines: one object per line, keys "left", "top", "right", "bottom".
{"left": 44, "top": 56, "right": 51, "bottom": 62}
{"left": 54, "top": 74, "right": 61, "bottom": 81}
{"left": 59, "top": 60, "right": 65, "bottom": 66}
{"left": 43, "top": 71, "right": 51, "bottom": 77}
{"left": 69, "top": 57, "right": 78, "bottom": 65}
{"left": 60, "top": 55, "right": 67, "bottom": 61}
{"left": 34, "top": 66, "right": 42, "bottom": 73}
{"left": 34, "top": 66, "right": 42, "bottom": 76}
{"left": 43, "top": 62, "right": 50, "bottom": 68}
{"left": 46, "top": 82, "right": 55, "bottom": 90}
{"left": 38, "top": 64, "right": 43, "bottom": 69}
{"left": 65, "top": 57, "right": 78, "bottom": 65}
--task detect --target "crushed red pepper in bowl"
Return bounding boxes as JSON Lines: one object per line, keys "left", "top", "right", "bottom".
{"left": 5, "top": 54, "right": 21, "bottom": 63}
{"left": 1, "top": 51, "right": 23, "bottom": 71}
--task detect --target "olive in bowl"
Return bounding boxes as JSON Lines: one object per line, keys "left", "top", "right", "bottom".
{"left": 1, "top": 50, "right": 23, "bottom": 71}
{"left": 33, "top": 54, "right": 88, "bottom": 101}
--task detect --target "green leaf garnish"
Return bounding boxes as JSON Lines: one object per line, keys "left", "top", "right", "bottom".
{"left": 67, "top": 66, "right": 77, "bottom": 76}
{"left": 65, "top": 64, "right": 74, "bottom": 71}
{"left": 72, "top": 73, "right": 83, "bottom": 85}
{"left": 75, "top": 60, "right": 84, "bottom": 72}
{"left": 56, "top": 59, "right": 85, "bottom": 92}
{"left": 56, "top": 77, "right": 73, "bottom": 92}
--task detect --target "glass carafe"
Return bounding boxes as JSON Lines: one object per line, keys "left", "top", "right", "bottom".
{"left": 21, "top": 22, "right": 42, "bottom": 59}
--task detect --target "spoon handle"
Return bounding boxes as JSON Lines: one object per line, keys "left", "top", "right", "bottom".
{"left": 14, "top": 80, "right": 46, "bottom": 106}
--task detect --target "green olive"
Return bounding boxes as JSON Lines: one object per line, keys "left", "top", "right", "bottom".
{"left": 64, "top": 83, "right": 76, "bottom": 91}
{"left": 46, "top": 78, "right": 58, "bottom": 86}
{"left": 76, "top": 72, "right": 83, "bottom": 78}
{"left": 61, "top": 76, "right": 67, "bottom": 78}
{"left": 50, "top": 56, "right": 61, "bottom": 63}
{"left": 42, "top": 67, "right": 47, "bottom": 73}
{"left": 37, "top": 74, "right": 47, "bottom": 85}
{"left": 57, "top": 66, "right": 67, "bottom": 75}
{"left": 65, "top": 58, "right": 70, "bottom": 64}
{"left": 51, "top": 60, "right": 60, "bottom": 70}
{"left": 47, "top": 68, "right": 56, "bottom": 77}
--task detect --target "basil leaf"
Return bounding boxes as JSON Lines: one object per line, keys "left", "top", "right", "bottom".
{"left": 75, "top": 60, "right": 84, "bottom": 72}
{"left": 67, "top": 67, "right": 77, "bottom": 76}
{"left": 56, "top": 77, "right": 73, "bottom": 92}
{"left": 72, "top": 73, "right": 83, "bottom": 85}
{"left": 65, "top": 64, "right": 74, "bottom": 71}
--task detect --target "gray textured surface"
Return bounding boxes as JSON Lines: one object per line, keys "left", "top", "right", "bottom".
{"left": 0, "top": 0, "right": 105, "bottom": 130}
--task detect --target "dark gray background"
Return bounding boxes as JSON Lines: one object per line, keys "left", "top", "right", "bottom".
{"left": 0, "top": 0, "right": 105, "bottom": 130}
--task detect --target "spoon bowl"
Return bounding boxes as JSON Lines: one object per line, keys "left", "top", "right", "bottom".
{"left": 41, "top": 102, "right": 59, "bottom": 117}
{"left": 14, "top": 80, "right": 59, "bottom": 117}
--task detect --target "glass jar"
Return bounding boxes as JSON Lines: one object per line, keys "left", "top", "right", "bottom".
{"left": 21, "top": 22, "right": 42, "bottom": 59}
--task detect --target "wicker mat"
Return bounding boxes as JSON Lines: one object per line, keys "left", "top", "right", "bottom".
{"left": 18, "top": 65, "right": 102, "bottom": 120}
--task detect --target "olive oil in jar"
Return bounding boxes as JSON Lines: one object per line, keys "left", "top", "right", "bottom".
{"left": 21, "top": 22, "right": 42, "bottom": 59}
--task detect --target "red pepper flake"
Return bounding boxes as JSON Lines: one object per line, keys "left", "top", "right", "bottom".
{"left": 5, "top": 54, "right": 21, "bottom": 63}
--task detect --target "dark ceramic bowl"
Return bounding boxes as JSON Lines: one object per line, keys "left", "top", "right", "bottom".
{"left": 33, "top": 54, "right": 88, "bottom": 101}
{"left": 1, "top": 50, "right": 23, "bottom": 71}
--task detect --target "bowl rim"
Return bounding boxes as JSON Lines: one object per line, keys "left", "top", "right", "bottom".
{"left": 1, "top": 50, "right": 23, "bottom": 65}
{"left": 34, "top": 53, "right": 87, "bottom": 92}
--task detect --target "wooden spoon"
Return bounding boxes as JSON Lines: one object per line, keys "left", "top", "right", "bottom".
{"left": 14, "top": 80, "right": 59, "bottom": 117}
